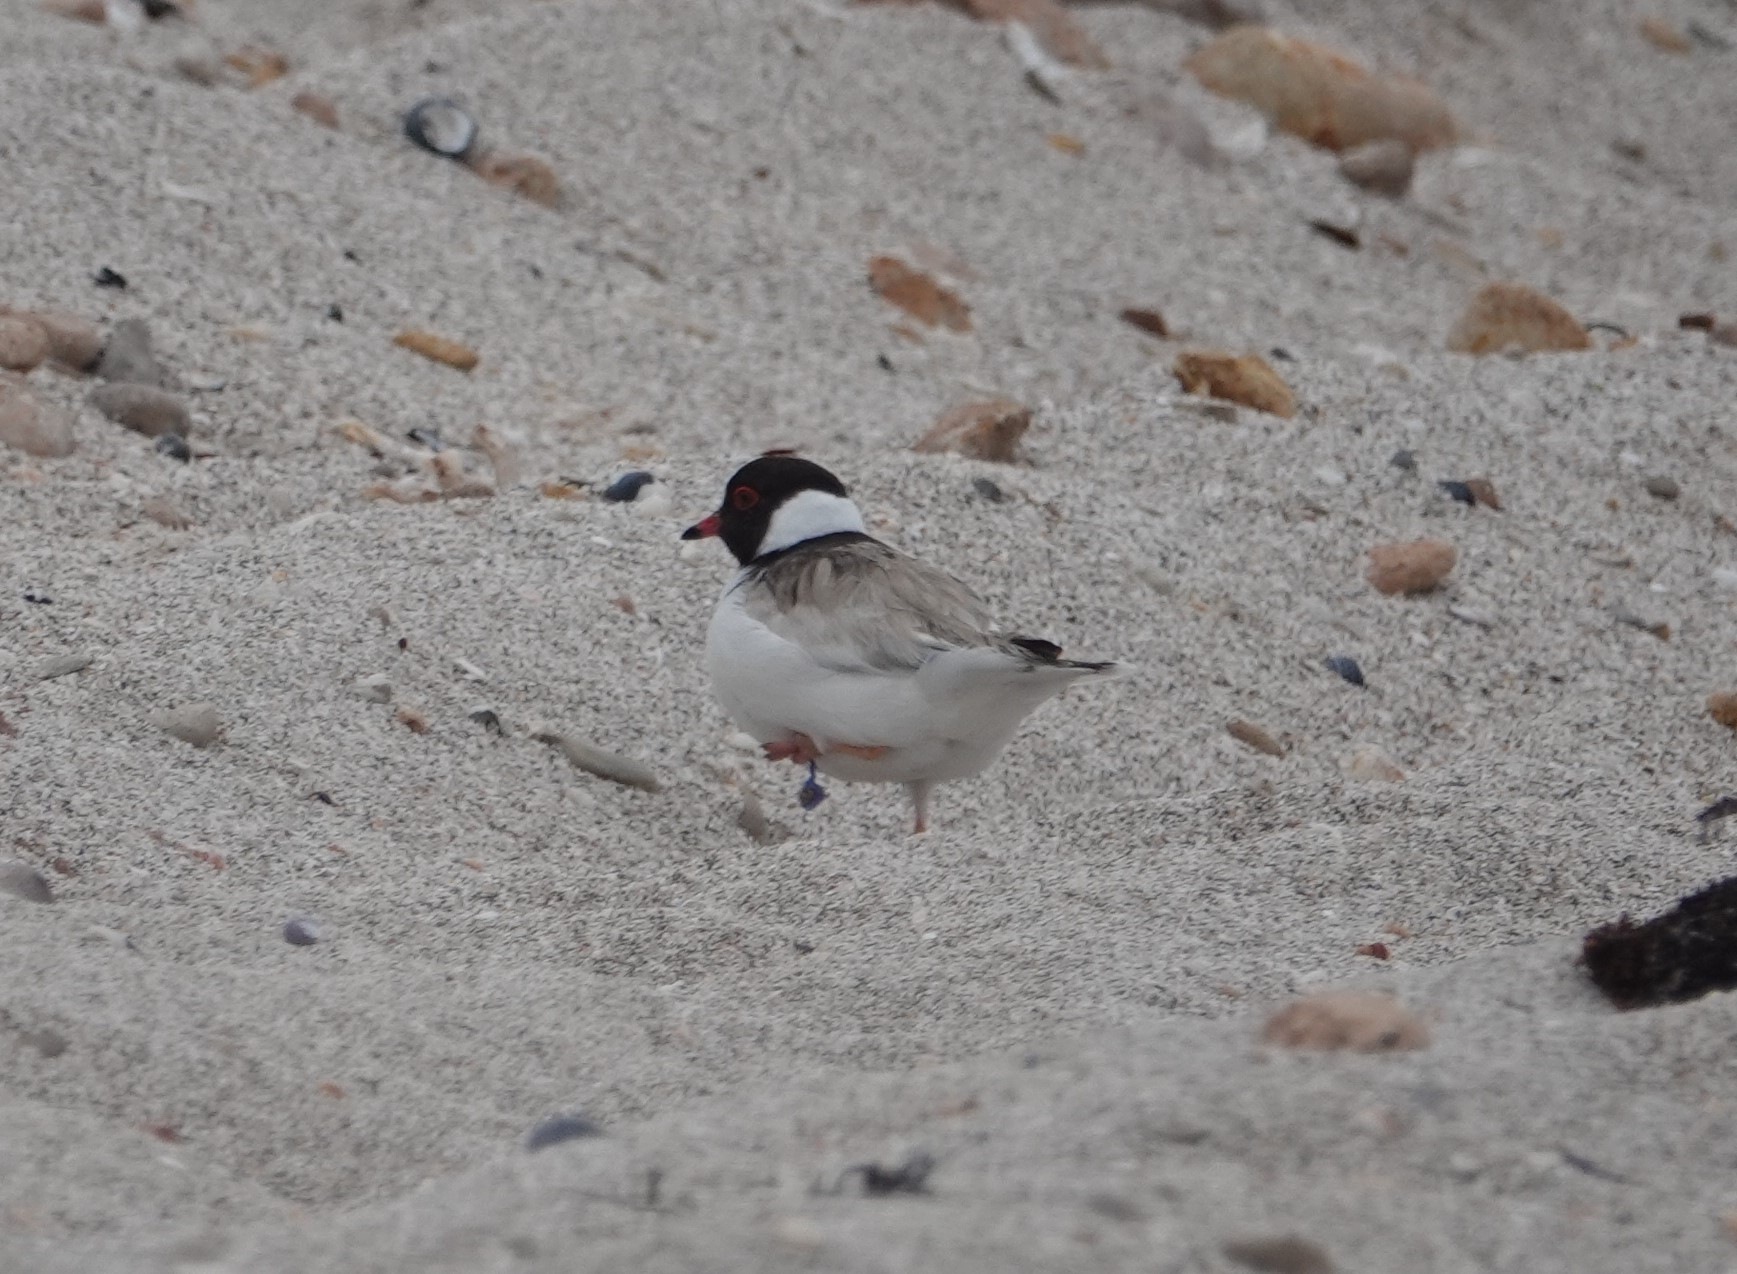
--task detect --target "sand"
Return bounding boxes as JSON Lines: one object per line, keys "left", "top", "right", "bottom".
{"left": 2, "top": 0, "right": 1735, "bottom": 1269}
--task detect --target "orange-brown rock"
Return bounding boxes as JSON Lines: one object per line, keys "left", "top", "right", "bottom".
{"left": 1710, "top": 692, "right": 1737, "bottom": 731}
{"left": 1174, "top": 350, "right": 1295, "bottom": 418}
{"left": 1447, "top": 282, "right": 1590, "bottom": 355}
{"left": 291, "top": 92, "right": 340, "bottom": 130}
{"left": 393, "top": 329, "right": 480, "bottom": 372}
{"left": 1366, "top": 539, "right": 1456, "bottom": 595}
{"left": 869, "top": 256, "right": 972, "bottom": 332}
{"left": 1186, "top": 26, "right": 1456, "bottom": 153}
{"left": 471, "top": 151, "right": 562, "bottom": 209}
{"left": 913, "top": 398, "right": 1031, "bottom": 463}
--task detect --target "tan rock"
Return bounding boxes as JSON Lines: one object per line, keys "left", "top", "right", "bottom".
{"left": 470, "top": 151, "right": 563, "bottom": 209}
{"left": 1710, "top": 692, "right": 1737, "bottom": 731}
{"left": 1227, "top": 719, "right": 1285, "bottom": 757}
{"left": 1337, "top": 138, "right": 1414, "bottom": 197}
{"left": 869, "top": 256, "right": 972, "bottom": 332}
{"left": 913, "top": 398, "right": 1031, "bottom": 463}
{"left": 0, "top": 382, "right": 76, "bottom": 458}
{"left": 1639, "top": 16, "right": 1693, "bottom": 54}
{"left": 1346, "top": 746, "right": 1405, "bottom": 782}
{"left": 291, "top": 91, "right": 340, "bottom": 129}
{"left": 392, "top": 329, "right": 480, "bottom": 372}
{"left": 0, "top": 315, "right": 49, "bottom": 372}
{"left": 1464, "top": 477, "right": 1502, "bottom": 510}
{"left": 88, "top": 383, "right": 191, "bottom": 438}
{"left": 1366, "top": 539, "right": 1455, "bottom": 595}
{"left": 1186, "top": 26, "right": 1456, "bottom": 153}
{"left": 1262, "top": 991, "right": 1429, "bottom": 1052}
{"left": 1174, "top": 350, "right": 1295, "bottom": 418}
{"left": 30, "top": 310, "right": 103, "bottom": 373}
{"left": 1447, "top": 282, "right": 1590, "bottom": 355}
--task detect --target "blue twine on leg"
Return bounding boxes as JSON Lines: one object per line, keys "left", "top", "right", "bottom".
{"left": 798, "top": 762, "right": 828, "bottom": 811}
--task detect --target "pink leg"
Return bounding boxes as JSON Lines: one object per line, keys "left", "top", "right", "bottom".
{"left": 828, "top": 742, "right": 890, "bottom": 761}
{"left": 762, "top": 733, "right": 819, "bottom": 765}
{"left": 907, "top": 781, "right": 932, "bottom": 835}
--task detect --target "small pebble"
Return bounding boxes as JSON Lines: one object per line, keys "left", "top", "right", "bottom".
{"left": 535, "top": 731, "right": 662, "bottom": 792}
{"left": 1438, "top": 480, "right": 1475, "bottom": 506}
{"left": 403, "top": 98, "right": 478, "bottom": 159}
{"left": 1709, "top": 692, "right": 1737, "bottom": 731}
{"left": 971, "top": 476, "right": 1006, "bottom": 502}
{"left": 96, "top": 318, "right": 162, "bottom": 384}
{"left": 155, "top": 433, "right": 192, "bottom": 462}
{"left": 525, "top": 1113, "right": 603, "bottom": 1151}
{"left": 1346, "top": 746, "right": 1405, "bottom": 782}
{"left": 0, "top": 315, "right": 49, "bottom": 372}
{"left": 93, "top": 267, "right": 128, "bottom": 289}
{"left": 35, "top": 652, "right": 92, "bottom": 681}
{"left": 1464, "top": 477, "right": 1503, "bottom": 510}
{"left": 602, "top": 471, "right": 656, "bottom": 503}
{"left": 1644, "top": 475, "right": 1680, "bottom": 500}
{"left": 357, "top": 674, "right": 393, "bottom": 704}
{"left": 90, "top": 383, "right": 191, "bottom": 438}
{"left": 406, "top": 426, "right": 443, "bottom": 451}
{"left": 737, "top": 791, "right": 774, "bottom": 843}
{"left": 1388, "top": 448, "right": 1416, "bottom": 471}
{"left": 153, "top": 702, "right": 223, "bottom": 747}
{"left": 0, "top": 861, "right": 55, "bottom": 904}
{"left": 849, "top": 1150, "right": 936, "bottom": 1197}
{"left": 282, "top": 916, "right": 321, "bottom": 946}
{"left": 291, "top": 91, "right": 340, "bottom": 129}
{"left": 1337, "top": 137, "right": 1414, "bottom": 197}
{"left": 1323, "top": 655, "right": 1365, "bottom": 687}
{"left": 469, "top": 708, "right": 503, "bottom": 734}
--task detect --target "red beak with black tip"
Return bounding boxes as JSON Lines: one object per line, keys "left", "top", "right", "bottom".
{"left": 681, "top": 512, "right": 722, "bottom": 540}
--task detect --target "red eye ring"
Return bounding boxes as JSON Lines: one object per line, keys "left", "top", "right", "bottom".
{"left": 730, "top": 485, "right": 759, "bottom": 511}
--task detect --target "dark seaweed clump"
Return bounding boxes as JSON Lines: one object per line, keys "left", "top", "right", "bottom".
{"left": 1581, "top": 875, "right": 1737, "bottom": 1009}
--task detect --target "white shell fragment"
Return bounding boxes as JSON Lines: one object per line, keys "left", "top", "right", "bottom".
{"left": 404, "top": 98, "right": 479, "bottom": 159}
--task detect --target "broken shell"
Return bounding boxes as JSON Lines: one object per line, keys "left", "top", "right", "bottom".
{"left": 534, "top": 730, "right": 662, "bottom": 792}
{"left": 912, "top": 398, "right": 1032, "bottom": 463}
{"left": 153, "top": 702, "right": 222, "bottom": 747}
{"left": 403, "top": 98, "right": 478, "bottom": 160}
{"left": 393, "top": 328, "right": 479, "bottom": 372}
{"left": 1227, "top": 719, "right": 1285, "bottom": 757}
{"left": 1173, "top": 350, "right": 1296, "bottom": 417}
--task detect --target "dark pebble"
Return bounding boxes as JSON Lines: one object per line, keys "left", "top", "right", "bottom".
{"left": 93, "top": 267, "right": 128, "bottom": 290}
{"left": 155, "top": 433, "right": 192, "bottom": 463}
{"left": 1388, "top": 448, "right": 1416, "bottom": 471}
{"left": 469, "top": 708, "right": 503, "bottom": 734}
{"left": 1222, "top": 1235, "right": 1335, "bottom": 1274}
{"left": 23, "top": 591, "right": 52, "bottom": 605}
{"left": 971, "top": 477, "right": 1005, "bottom": 502}
{"left": 849, "top": 1150, "right": 935, "bottom": 1196}
{"left": 602, "top": 470, "right": 655, "bottom": 503}
{"left": 403, "top": 97, "right": 479, "bottom": 159}
{"left": 1324, "top": 655, "right": 1365, "bottom": 687}
{"left": 283, "top": 917, "right": 321, "bottom": 946}
{"left": 406, "top": 427, "right": 444, "bottom": 452}
{"left": 525, "top": 1113, "right": 604, "bottom": 1151}
{"left": 1438, "top": 480, "right": 1475, "bottom": 505}
{"left": 326, "top": 304, "right": 344, "bottom": 322}
{"left": 876, "top": 353, "right": 894, "bottom": 371}
{"left": 1268, "top": 347, "right": 1295, "bottom": 362}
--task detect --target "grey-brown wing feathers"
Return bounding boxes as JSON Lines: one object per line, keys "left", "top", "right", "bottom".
{"left": 737, "top": 536, "right": 1016, "bottom": 674}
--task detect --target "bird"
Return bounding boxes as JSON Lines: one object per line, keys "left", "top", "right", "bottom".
{"left": 681, "top": 454, "right": 1121, "bottom": 833}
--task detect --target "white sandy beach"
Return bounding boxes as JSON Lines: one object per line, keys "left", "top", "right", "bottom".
{"left": 2, "top": 0, "right": 1736, "bottom": 1269}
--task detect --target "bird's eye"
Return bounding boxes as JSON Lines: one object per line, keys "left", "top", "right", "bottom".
{"left": 731, "top": 485, "right": 759, "bottom": 511}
